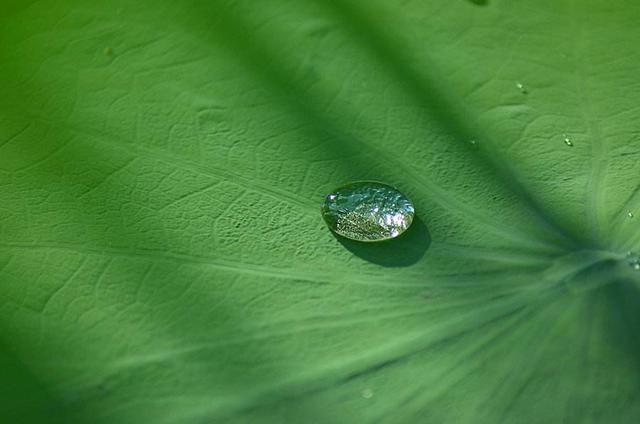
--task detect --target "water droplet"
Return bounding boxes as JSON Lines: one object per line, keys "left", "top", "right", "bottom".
{"left": 361, "top": 388, "right": 374, "bottom": 399}
{"left": 516, "top": 82, "right": 528, "bottom": 94}
{"left": 563, "top": 134, "right": 574, "bottom": 147}
{"left": 626, "top": 252, "right": 640, "bottom": 270}
{"left": 321, "top": 181, "right": 415, "bottom": 242}
{"left": 468, "top": 139, "right": 478, "bottom": 149}
{"left": 628, "top": 210, "right": 634, "bottom": 218}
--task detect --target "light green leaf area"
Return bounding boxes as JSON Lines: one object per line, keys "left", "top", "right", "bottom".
{"left": 1, "top": 0, "right": 640, "bottom": 422}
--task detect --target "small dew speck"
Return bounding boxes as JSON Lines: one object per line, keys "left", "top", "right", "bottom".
{"left": 361, "top": 388, "right": 374, "bottom": 399}
{"left": 628, "top": 211, "right": 634, "bottom": 218}
{"left": 516, "top": 82, "right": 528, "bottom": 94}
{"left": 563, "top": 134, "right": 574, "bottom": 147}
{"left": 627, "top": 252, "right": 640, "bottom": 271}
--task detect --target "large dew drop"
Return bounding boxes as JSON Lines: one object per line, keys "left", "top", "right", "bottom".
{"left": 321, "top": 181, "right": 415, "bottom": 242}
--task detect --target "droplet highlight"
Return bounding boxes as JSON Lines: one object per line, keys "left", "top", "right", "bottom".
{"left": 628, "top": 210, "right": 634, "bottom": 218}
{"left": 321, "top": 181, "right": 415, "bottom": 242}
{"left": 563, "top": 134, "right": 574, "bottom": 147}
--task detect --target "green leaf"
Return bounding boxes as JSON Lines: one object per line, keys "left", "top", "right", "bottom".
{"left": 1, "top": 0, "right": 639, "bottom": 422}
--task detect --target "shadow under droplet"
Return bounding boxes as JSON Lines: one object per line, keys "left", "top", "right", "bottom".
{"left": 333, "top": 216, "right": 431, "bottom": 267}
{"left": 467, "top": 0, "right": 488, "bottom": 5}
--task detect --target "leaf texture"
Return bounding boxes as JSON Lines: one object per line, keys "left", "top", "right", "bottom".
{"left": 1, "top": 0, "right": 640, "bottom": 422}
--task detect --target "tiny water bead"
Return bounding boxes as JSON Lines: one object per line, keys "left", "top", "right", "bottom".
{"left": 628, "top": 210, "right": 634, "bottom": 218}
{"left": 361, "top": 388, "right": 374, "bottom": 399}
{"left": 515, "top": 82, "right": 528, "bottom": 94}
{"left": 627, "top": 252, "right": 640, "bottom": 271}
{"left": 321, "top": 181, "right": 415, "bottom": 242}
{"left": 563, "top": 134, "right": 574, "bottom": 147}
